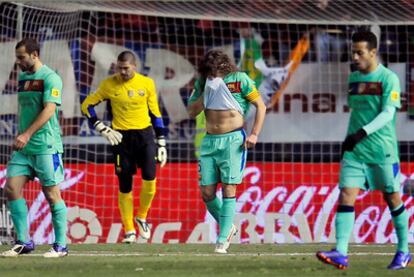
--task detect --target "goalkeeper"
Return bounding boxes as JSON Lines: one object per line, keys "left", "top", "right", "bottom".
{"left": 316, "top": 31, "right": 411, "bottom": 270}
{"left": 81, "top": 51, "right": 166, "bottom": 243}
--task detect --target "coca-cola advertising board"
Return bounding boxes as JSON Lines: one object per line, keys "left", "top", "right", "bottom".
{"left": 0, "top": 162, "right": 413, "bottom": 244}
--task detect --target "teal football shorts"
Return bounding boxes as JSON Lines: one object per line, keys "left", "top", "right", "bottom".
{"left": 199, "top": 129, "right": 247, "bottom": 186}
{"left": 7, "top": 151, "right": 64, "bottom": 186}
{"left": 339, "top": 157, "right": 400, "bottom": 193}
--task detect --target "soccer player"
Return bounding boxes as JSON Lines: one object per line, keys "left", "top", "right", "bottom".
{"left": 316, "top": 31, "right": 411, "bottom": 270}
{"left": 187, "top": 50, "right": 266, "bottom": 253}
{"left": 81, "top": 51, "right": 166, "bottom": 243}
{"left": 1, "top": 38, "right": 68, "bottom": 258}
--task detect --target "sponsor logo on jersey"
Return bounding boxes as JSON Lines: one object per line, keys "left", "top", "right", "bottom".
{"left": 391, "top": 90, "right": 399, "bottom": 101}
{"left": 51, "top": 88, "right": 60, "bottom": 97}
{"left": 128, "top": 90, "right": 134, "bottom": 97}
{"left": 348, "top": 82, "right": 382, "bottom": 95}
{"left": 18, "top": 79, "right": 45, "bottom": 92}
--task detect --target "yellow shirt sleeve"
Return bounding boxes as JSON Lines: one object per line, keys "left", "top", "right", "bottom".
{"left": 81, "top": 80, "right": 108, "bottom": 118}
{"left": 147, "top": 79, "right": 162, "bottom": 118}
{"left": 81, "top": 73, "right": 164, "bottom": 131}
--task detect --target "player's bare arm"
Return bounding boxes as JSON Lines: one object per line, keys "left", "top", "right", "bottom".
{"left": 187, "top": 94, "right": 204, "bottom": 118}
{"left": 245, "top": 96, "right": 266, "bottom": 148}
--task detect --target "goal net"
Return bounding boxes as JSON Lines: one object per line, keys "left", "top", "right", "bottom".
{"left": 0, "top": 0, "right": 413, "bottom": 245}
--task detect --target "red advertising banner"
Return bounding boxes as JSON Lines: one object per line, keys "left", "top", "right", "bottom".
{"left": 1, "top": 162, "right": 413, "bottom": 244}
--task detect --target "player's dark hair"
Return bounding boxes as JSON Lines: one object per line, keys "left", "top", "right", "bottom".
{"left": 198, "top": 49, "right": 237, "bottom": 89}
{"left": 352, "top": 31, "right": 378, "bottom": 50}
{"left": 117, "top": 51, "right": 136, "bottom": 64}
{"left": 15, "top": 38, "right": 40, "bottom": 56}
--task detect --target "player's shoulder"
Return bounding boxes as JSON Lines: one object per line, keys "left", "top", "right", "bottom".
{"left": 134, "top": 72, "right": 154, "bottom": 84}
{"left": 103, "top": 74, "right": 118, "bottom": 83}
{"left": 225, "top": 71, "right": 251, "bottom": 83}
{"left": 379, "top": 64, "right": 399, "bottom": 81}
{"left": 234, "top": 71, "right": 249, "bottom": 79}
{"left": 240, "top": 71, "right": 256, "bottom": 85}
{"left": 41, "top": 65, "right": 57, "bottom": 76}
{"left": 100, "top": 74, "right": 121, "bottom": 87}
{"left": 348, "top": 70, "right": 360, "bottom": 82}
{"left": 41, "top": 65, "right": 62, "bottom": 83}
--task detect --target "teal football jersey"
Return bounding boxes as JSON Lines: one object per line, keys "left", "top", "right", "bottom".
{"left": 18, "top": 65, "right": 63, "bottom": 155}
{"left": 346, "top": 64, "right": 401, "bottom": 163}
{"left": 188, "top": 72, "right": 259, "bottom": 116}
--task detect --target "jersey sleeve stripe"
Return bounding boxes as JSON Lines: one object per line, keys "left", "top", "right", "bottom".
{"left": 246, "top": 88, "right": 260, "bottom": 102}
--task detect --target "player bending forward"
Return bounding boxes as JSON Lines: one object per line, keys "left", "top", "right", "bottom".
{"left": 187, "top": 50, "right": 266, "bottom": 253}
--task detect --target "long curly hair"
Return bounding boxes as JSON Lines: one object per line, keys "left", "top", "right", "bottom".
{"left": 198, "top": 49, "right": 237, "bottom": 89}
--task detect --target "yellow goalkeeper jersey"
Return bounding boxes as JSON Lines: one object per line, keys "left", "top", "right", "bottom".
{"left": 81, "top": 72, "right": 162, "bottom": 130}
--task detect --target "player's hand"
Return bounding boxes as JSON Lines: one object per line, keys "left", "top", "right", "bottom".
{"left": 13, "top": 132, "right": 31, "bottom": 150}
{"left": 341, "top": 128, "right": 367, "bottom": 158}
{"left": 94, "top": 120, "right": 123, "bottom": 146}
{"left": 156, "top": 136, "right": 167, "bottom": 167}
{"left": 244, "top": 133, "right": 258, "bottom": 149}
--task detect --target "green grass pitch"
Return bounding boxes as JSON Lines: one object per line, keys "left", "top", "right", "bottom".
{"left": 0, "top": 244, "right": 412, "bottom": 276}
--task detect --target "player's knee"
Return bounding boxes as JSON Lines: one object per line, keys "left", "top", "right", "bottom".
{"left": 200, "top": 190, "right": 215, "bottom": 202}
{"left": 4, "top": 184, "right": 17, "bottom": 200}
{"left": 118, "top": 174, "right": 133, "bottom": 193}
{"left": 201, "top": 194, "right": 215, "bottom": 202}
{"left": 338, "top": 188, "right": 358, "bottom": 206}
{"left": 42, "top": 185, "right": 62, "bottom": 205}
{"left": 222, "top": 184, "right": 237, "bottom": 198}
{"left": 383, "top": 192, "right": 402, "bottom": 210}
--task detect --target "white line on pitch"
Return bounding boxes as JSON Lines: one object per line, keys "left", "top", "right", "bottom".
{"left": 19, "top": 252, "right": 395, "bottom": 257}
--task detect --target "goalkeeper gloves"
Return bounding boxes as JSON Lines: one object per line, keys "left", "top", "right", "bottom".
{"left": 156, "top": 136, "right": 167, "bottom": 167}
{"left": 94, "top": 120, "right": 123, "bottom": 146}
{"left": 341, "top": 128, "right": 367, "bottom": 157}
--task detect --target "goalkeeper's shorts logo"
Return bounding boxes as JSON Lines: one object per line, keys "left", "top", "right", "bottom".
{"left": 66, "top": 206, "right": 102, "bottom": 243}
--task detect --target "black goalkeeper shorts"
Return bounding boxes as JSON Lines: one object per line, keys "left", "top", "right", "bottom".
{"left": 112, "top": 126, "right": 157, "bottom": 180}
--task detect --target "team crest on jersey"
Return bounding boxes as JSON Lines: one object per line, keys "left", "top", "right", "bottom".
{"left": 391, "top": 90, "right": 399, "bottom": 101}
{"left": 128, "top": 90, "right": 134, "bottom": 97}
{"left": 138, "top": 89, "right": 145, "bottom": 96}
{"left": 226, "top": 82, "right": 241, "bottom": 93}
{"left": 358, "top": 83, "right": 366, "bottom": 94}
